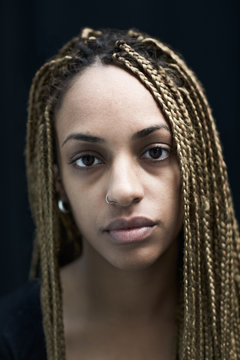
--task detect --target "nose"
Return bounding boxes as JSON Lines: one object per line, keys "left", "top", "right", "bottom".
{"left": 106, "top": 155, "right": 144, "bottom": 207}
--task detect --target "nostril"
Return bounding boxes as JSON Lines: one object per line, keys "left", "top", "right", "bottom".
{"left": 122, "top": 196, "right": 142, "bottom": 207}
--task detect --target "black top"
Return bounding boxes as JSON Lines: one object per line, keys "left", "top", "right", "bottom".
{"left": 0, "top": 280, "right": 47, "bottom": 359}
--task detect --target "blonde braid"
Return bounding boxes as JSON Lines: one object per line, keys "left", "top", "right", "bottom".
{"left": 27, "top": 57, "right": 76, "bottom": 359}
{"left": 177, "top": 89, "right": 208, "bottom": 357}
{"left": 176, "top": 67, "right": 235, "bottom": 357}
{"left": 27, "top": 55, "right": 73, "bottom": 276}
{"left": 44, "top": 104, "right": 66, "bottom": 359}
{"left": 179, "top": 89, "right": 220, "bottom": 357}
{"left": 37, "top": 122, "right": 53, "bottom": 356}
{"left": 157, "top": 40, "right": 239, "bottom": 357}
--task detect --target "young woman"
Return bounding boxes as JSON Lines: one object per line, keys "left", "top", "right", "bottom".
{"left": 1, "top": 27, "right": 239, "bottom": 360}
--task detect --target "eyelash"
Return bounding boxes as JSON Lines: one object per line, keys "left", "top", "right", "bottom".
{"left": 70, "top": 145, "right": 171, "bottom": 170}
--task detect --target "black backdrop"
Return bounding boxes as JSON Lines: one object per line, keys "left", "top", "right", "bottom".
{"left": 1, "top": 0, "right": 239, "bottom": 296}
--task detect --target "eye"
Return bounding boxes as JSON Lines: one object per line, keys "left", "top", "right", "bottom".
{"left": 73, "top": 154, "right": 102, "bottom": 169}
{"left": 142, "top": 146, "right": 170, "bottom": 161}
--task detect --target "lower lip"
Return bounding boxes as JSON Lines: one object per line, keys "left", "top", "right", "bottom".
{"left": 107, "top": 225, "right": 156, "bottom": 244}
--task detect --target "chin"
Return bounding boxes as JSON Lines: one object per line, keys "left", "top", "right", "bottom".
{"left": 106, "top": 247, "right": 165, "bottom": 271}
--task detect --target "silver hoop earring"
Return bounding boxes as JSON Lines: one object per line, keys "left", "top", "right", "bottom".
{"left": 105, "top": 194, "right": 116, "bottom": 205}
{"left": 58, "top": 199, "right": 69, "bottom": 213}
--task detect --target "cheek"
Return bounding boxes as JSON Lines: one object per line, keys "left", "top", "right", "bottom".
{"left": 63, "top": 178, "right": 101, "bottom": 230}
{"left": 154, "top": 165, "right": 183, "bottom": 227}
{"left": 149, "top": 160, "right": 182, "bottom": 200}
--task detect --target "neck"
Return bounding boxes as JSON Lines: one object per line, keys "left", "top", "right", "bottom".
{"left": 61, "top": 238, "right": 179, "bottom": 325}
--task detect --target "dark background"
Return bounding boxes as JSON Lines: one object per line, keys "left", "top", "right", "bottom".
{"left": 1, "top": 0, "right": 239, "bottom": 296}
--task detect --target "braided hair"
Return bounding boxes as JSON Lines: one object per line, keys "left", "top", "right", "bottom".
{"left": 26, "top": 27, "right": 240, "bottom": 359}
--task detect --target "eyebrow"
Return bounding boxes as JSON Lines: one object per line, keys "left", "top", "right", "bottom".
{"left": 61, "top": 124, "right": 171, "bottom": 147}
{"left": 132, "top": 124, "right": 170, "bottom": 140}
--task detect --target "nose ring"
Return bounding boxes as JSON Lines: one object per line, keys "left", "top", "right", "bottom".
{"left": 105, "top": 194, "right": 117, "bottom": 205}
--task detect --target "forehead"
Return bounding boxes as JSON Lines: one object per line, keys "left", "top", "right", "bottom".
{"left": 55, "top": 64, "right": 170, "bottom": 139}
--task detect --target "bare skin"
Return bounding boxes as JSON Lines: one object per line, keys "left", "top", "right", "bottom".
{"left": 60, "top": 241, "right": 179, "bottom": 360}
{"left": 56, "top": 64, "right": 183, "bottom": 359}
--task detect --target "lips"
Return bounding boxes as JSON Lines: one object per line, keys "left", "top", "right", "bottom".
{"left": 104, "top": 216, "right": 157, "bottom": 232}
{"left": 103, "top": 217, "right": 158, "bottom": 244}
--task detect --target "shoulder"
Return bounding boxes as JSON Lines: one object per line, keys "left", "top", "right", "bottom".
{"left": 0, "top": 280, "right": 47, "bottom": 359}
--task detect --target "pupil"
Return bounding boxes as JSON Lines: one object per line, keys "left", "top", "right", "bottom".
{"left": 82, "top": 155, "right": 94, "bottom": 166}
{"left": 150, "top": 148, "right": 162, "bottom": 158}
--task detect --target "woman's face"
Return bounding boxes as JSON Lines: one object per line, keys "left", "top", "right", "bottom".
{"left": 55, "top": 64, "right": 183, "bottom": 270}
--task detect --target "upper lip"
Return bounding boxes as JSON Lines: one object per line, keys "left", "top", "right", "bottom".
{"left": 103, "top": 217, "right": 157, "bottom": 232}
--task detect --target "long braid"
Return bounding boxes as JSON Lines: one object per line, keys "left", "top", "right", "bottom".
{"left": 26, "top": 28, "right": 240, "bottom": 360}
{"left": 45, "top": 104, "right": 65, "bottom": 359}
{"left": 175, "top": 74, "right": 229, "bottom": 354}
{"left": 171, "top": 46, "right": 238, "bottom": 358}
{"left": 37, "top": 122, "right": 53, "bottom": 356}
{"left": 27, "top": 57, "right": 74, "bottom": 359}
{"left": 176, "top": 67, "right": 235, "bottom": 358}
{"left": 138, "top": 36, "right": 239, "bottom": 356}
{"left": 177, "top": 86, "right": 220, "bottom": 357}
{"left": 177, "top": 88, "right": 208, "bottom": 357}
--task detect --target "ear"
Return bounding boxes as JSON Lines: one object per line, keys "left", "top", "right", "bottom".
{"left": 53, "top": 164, "right": 68, "bottom": 203}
